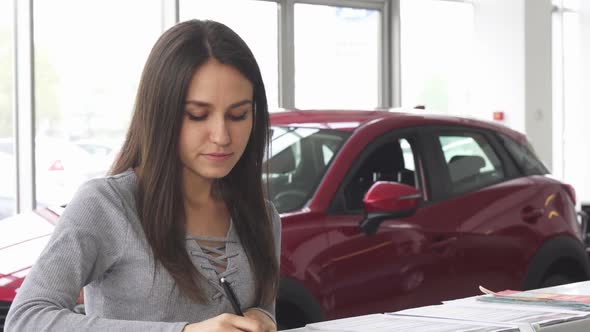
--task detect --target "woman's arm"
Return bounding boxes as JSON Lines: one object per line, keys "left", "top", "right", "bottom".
{"left": 5, "top": 179, "right": 187, "bottom": 332}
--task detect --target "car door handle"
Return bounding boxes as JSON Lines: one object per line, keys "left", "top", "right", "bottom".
{"left": 521, "top": 207, "right": 545, "bottom": 223}
{"left": 430, "top": 236, "right": 457, "bottom": 254}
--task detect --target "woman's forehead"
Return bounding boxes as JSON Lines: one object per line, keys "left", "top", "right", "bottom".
{"left": 185, "top": 59, "right": 253, "bottom": 104}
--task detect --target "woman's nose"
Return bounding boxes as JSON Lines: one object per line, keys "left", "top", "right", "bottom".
{"left": 210, "top": 118, "right": 231, "bottom": 146}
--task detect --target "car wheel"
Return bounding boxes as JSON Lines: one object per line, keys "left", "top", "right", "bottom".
{"left": 540, "top": 273, "right": 576, "bottom": 288}
{"left": 276, "top": 301, "right": 309, "bottom": 330}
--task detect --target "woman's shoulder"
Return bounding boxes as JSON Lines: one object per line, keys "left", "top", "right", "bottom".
{"left": 61, "top": 169, "right": 137, "bottom": 226}
{"left": 73, "top": 169, "right": 132, "bottom": 199}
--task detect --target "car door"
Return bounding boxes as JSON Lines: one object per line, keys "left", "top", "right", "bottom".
{"left": 321, "top": 129, "right": 461, "bottom": 319}
{"left": 420, "top": 127, "right": 544, "bottom": 298}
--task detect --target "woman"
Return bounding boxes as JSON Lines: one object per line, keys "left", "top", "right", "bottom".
{"left": 6, "top": 19, "right": 280, "bottom": 332}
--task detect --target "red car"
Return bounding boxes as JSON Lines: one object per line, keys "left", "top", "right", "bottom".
{"left": 1, "top": 109, "right": 589, "bottom": 330}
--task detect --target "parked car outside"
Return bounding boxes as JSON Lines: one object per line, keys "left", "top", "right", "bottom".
{"left": 0, "top": 137, "right": 116, "bottom": 220}
{"left": 1, "top": 109, "right": 589, "bottom": 330}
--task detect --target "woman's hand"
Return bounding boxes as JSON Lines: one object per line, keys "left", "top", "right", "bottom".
{"left": 244, "top": 308, "right": 277, "bottom": 332}
{"left": 182, "top": 313, "right": 265, "bottom": 332}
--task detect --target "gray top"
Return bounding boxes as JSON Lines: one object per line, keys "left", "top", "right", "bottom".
{"left": 5, "top": 170, "right": 281, "bottom": 332}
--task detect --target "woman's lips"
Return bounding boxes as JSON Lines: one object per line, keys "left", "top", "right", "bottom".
{"left": 202, "top": 153, "right": 233, "bottom": 162}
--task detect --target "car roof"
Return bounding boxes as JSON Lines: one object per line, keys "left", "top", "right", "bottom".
{"left": 269, "top": 108, "right": 526, "bottom": 143}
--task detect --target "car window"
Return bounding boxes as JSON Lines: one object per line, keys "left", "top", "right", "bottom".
{"left": 322, "top": 144, "right": 334, "bottom": 166}
{"left": 438, "top": 132, "right": 505, "bottom": 194}
{"left": 401, "top": 138, "right": 415, "bottom": 171}
{"left": 267, "top": 127, "right": 350, "bottom": 213}
{"left": 343, "top": 137, "right": 419, "bottom": 211}
{"left": 499, "top": 134, "right": 548, "bottom": 176}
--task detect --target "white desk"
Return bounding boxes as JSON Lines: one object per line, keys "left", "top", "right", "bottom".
{"left": 280, "top": 281, "right": 590, "bottom": 332}
{"left": 537, "top": 281, "right": 590, "bottom": 332}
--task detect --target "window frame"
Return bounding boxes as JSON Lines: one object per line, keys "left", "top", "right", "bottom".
{"left": 10, "top": 0, "right": 395, "bottom": 215}
{"left": 496, "top": 133, "right": 550, "bottom": 177}
{"left": 328, "top": 127, "right": 427, "bottom": 215}
{"left": 425, "top": 125, "right": 521, "bottom": 200}
{"left": 279, "top": 0, "right": 394, "bottom": 108}
{"left": 268, "top": 126, "right": 351, "bottom": 213}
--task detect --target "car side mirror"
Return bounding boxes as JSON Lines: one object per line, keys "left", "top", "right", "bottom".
{"left": 359, "top": 181, "right": 421, "bottom": 235}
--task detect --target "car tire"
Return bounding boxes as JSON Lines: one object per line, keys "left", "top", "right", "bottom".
{"left": 276, "top": 301, "right": 307, "bottom": 330}
{"left": 276, "top": 277, "right": 324, "bottom": 329}
{"left": 540, "top": 273, "right": 576, "bottom": 288}
{"left": 521, "top": 235, "right": 590, "bottom": 290}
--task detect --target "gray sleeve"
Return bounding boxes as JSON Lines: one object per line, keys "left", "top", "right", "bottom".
{"left": 255, "top": 202, "right": 282, "bottom": 324}
{"left": 5, "top": 179, "right": 187, "bottom": 332}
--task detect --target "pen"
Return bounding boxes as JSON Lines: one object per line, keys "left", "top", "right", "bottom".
{"left": 220, "top": 277, "right": 244, "bottom": 316}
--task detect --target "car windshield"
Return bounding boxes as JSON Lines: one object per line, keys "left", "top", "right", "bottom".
{"left": 266, "top": 126, "right": 350, "bottom": 213}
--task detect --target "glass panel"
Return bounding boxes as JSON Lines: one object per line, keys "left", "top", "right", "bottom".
{"left": 400, "top": 138, "right": 415, "bottom": 171}
{"left": 179, "top": 0, "right": 279, "bottom": 111}
{"left": 563, "top": 0, "right": 580, "bottom": 10}
{"left": 0, "top": 0, "right": 15, "bottom": 219}
{"left": 344, "top": 138, "right": 418, "bottom": 211}
{"left": 294, "top": 4, "right": 380, "bottom": 109}
{"left": 500, "top": 134, "right": 548, "bottom": 176}
{"left": 401, "top": 0, "right": 474, "bottom": 114}
{"left": 267, "top": 127, "right": 349, "bottom": 213}
{"left": 439, "top": 134, "right": 505, "bottom": 194}
{"left": 553, "top": 0, "right": 580, "bottom": 10}
{"left": 33, "top": 0, "right": 161, "bottom": 207}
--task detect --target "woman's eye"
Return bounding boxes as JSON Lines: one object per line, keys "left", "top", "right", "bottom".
{"left": 186, "top": 112, "right": 207, "bottom": 121}
{"left": 229, "top": 112, "right": 249, "bottom": 121}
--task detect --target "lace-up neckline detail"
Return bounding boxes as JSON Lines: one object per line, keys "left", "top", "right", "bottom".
{"left": 186, "top": 222, "right": 240, "bottom": 300}
{"left": 188, "top": 235, "right": 238, "bottom": 274}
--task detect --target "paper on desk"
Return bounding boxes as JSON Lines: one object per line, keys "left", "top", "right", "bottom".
{"left": 480, "top": 286, "right": 590, "bottom": 305}
{"left": 476, "top": 295, "right": 590, "bottom": 311}
{"left": 394, "top": 300, "right": 589, "bottom": 329}
{"left": 445, "top": 293, "right": 590, "bottom": 314}
{"left": 475, "top": 286, "right": 590, "bottom": 311}
{"left": 305, "top": 313, "right": 523, "bottom": 332}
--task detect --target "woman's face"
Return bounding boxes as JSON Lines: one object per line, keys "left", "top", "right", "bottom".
{"left": 179, "top": 58, "right": 254, "bottom": 183}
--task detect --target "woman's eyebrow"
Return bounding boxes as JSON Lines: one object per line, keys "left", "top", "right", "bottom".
{"left": 185, "top": 99, "right": 252, "bottom": 110}
{"left": 228, "top": 99, "right": 253, "bottom": 110}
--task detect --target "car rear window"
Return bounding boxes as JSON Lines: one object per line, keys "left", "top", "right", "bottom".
{"left": 438, "top": 132, "right": 505, "bottom": 194}
{"left": 499, "top": 134, "right": 548, "bottom": 176}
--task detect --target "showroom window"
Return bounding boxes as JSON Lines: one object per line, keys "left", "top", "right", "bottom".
{"left": 0, "top": 0, "right": 15, "bottom": 219}
{"left": 400, "top": 0, "right": 474, "bottom": 114}
{"left": 294, "top": 3, "right": 380, "bottom": 109}
{"left": 6, "top": 0, "right": 387, "bottom": 214}
{"left": 33, "top": 0, "right": 161, "bottom": 208}
{"left": 180, "top": 0, "right": 279, "bottom": 111}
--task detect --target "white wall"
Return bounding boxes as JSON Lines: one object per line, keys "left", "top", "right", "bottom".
{"left": 471, "top": 0, "right": 590, "bottom": 203}
{"left": 471, "top": 0, "right": 553, "bottom": 170}
{"left": 472, "top": 0, "right": 526, "bottom": 133}
{"left": 524, "top": 0, "right": 553, "bottom": 171}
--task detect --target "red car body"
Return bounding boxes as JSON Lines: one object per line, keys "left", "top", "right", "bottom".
{"left": 1, "top": 109, "right": 589, "bottom": 330}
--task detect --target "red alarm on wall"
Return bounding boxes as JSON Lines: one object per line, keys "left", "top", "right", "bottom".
{"left": 493, "top": 111, "right": 504, "bottom": 121}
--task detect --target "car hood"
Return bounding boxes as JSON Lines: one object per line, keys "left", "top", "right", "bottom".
{"left": 0, "top": 211, "right": 55, "bottom": 290}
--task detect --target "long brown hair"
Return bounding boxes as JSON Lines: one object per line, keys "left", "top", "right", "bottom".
{"left": 111, "top": 20, "right": 278, "bottom": 304}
